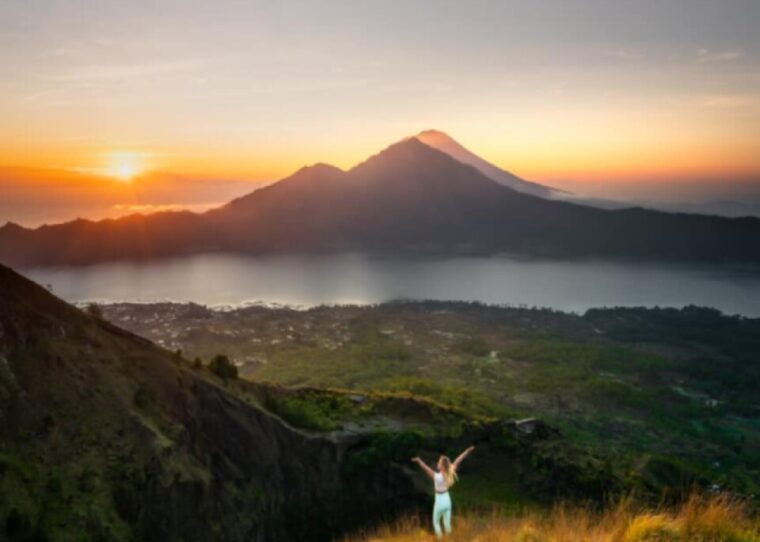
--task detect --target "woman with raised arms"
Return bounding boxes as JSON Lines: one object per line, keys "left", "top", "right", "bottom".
{"left": 411, "top": 445, "right": 475, "bottom": 538}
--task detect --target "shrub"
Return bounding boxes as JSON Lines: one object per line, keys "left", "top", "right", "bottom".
{"left": 269, "top": 396, "right": 338, "bottom": 431}
{"left": 133, "top": 387, "right": 154, "bottom": 409}
{"left": 209, "top": 354, "right": 238, "bottom": 381}
{"left": 678, "top": 493, "right": 756, "bottom": 542}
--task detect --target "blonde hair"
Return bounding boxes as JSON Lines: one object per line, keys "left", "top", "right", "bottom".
{"left": 439, "top": 456, "right": 458, "bottom": 488}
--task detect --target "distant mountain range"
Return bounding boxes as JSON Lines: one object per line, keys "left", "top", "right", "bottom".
{"left": 555, "top": 194, "right": 760, "bottom": 218}
{"left": 414, "top": 131, "right": 760, "bottom": 218}
{"left": 2, "top": 133, "right": 760, "bottom": 267}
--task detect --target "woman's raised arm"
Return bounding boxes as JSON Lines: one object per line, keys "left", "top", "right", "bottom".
{"left": 453, "top": 445, "right": 475, "bottom": 468}
{"left": 411, "top": 456, "right": 436, "bottom": 479}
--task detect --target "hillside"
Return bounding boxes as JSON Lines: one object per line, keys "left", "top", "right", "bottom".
{"left": 0, "top": 264, "right": 426, "bottom": 541}
{"left": 2, "top": 137, "right": 760, "bottom": 266}
{"left": 0, "top": 264, "right": 625, "bottom": 541}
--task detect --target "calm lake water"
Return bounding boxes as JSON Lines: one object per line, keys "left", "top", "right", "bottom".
{"left": 21, "top": 253, "right": 760, "bottom": 317}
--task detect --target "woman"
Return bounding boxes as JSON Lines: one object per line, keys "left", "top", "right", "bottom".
{"left": 412, "top": 445, "right": 475, "bottom": 538}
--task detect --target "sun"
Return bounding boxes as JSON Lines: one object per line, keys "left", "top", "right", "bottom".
{"left": 104, "top": 151, "right": 144, "bottom": 182}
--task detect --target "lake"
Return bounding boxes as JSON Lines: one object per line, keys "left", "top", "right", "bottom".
{"left": 20, "top": 253, "right": 760, "bottom": 317}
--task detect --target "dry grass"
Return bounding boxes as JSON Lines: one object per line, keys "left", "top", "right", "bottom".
{"left": 345, "top": 494, "right": 760, "bottom": 542}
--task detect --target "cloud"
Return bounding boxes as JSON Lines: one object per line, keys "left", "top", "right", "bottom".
{"left": 697, "top": 48, "right": 744, "bottom": 63}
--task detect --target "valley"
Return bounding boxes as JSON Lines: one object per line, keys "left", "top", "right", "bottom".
{"left": 99, "top": 300, "right": 760, "bottom": 500}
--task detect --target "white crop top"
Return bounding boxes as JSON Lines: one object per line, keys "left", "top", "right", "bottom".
{"left": 434, "top": 471, "right": 448, "bottom": 493}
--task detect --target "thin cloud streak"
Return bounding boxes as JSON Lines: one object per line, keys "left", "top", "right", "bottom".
{"left": 697, "top": 48, "right": 745, "bottom": 63}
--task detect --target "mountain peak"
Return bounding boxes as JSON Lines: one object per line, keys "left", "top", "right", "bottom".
{"left": 415, "top": 128, "right": 453, "bottom": 139}
{"left": 274, "top": 162, "right": 346, "bottom": 189}
{"left": 0, "top": 221, "right": 26, "bottom": 233}
{"left": 414, "top": 129, "right": 471, "bottom": 156}
{"left": 222, "top": 162, "right": 346, "bottom": 211}
{"left": 342, "top": 135, "right": 509, "bottom": 203}
{"left": 349, "top": 136, "right": 459, "bottom": 176}
{"left": 413, "top": 129, "right": 560, "bottom": 198}
{"left": 290, "top": 162, "right": 344, "bottom": 179}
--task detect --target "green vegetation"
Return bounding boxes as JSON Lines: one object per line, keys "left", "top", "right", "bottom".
{"left": 456, "top": 336, "right": 491, "bottom": 357}
{"left": 260, "top": 337, "right": 412, "bottom": 389}
{"left": 377, "top": 376, "right": 507, "bottom": 418}
{"left": 103, "top": 301, "right": 760, "bottom": 499}
{"left": 133, "top": 387, "right": 154, "bottom": 409}
{"left": 263, "top": 392, "right": 353, "bottom": 431}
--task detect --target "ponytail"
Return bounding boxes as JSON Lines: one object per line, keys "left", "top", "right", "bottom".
{"left": 440, "top": 456, "right": 458, "bottom": 488}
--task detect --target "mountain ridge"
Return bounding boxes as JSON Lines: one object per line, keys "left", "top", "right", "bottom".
{"left": 2, "top": 135, "right": 760, "bottom": 266}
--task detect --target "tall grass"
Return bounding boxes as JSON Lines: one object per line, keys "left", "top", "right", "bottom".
{"left": 345, "top": 494, "right": 760, "bottom": 542}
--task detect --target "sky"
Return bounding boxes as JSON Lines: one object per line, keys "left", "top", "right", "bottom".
{"left": 2, "top": 0, "right": 760, "bottom": 225}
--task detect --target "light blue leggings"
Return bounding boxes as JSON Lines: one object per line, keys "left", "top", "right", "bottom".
{"left": 433, "top": 492, "right": 452, "bottom": 537}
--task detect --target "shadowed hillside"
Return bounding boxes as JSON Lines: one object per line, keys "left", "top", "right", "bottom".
{"left": 0, "top": 264, "right": 423, "bottom": 541}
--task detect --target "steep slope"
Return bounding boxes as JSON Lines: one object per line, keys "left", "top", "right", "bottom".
{"left": 414, "top": 129, "right": 563, "bottom": 197}
{"left": 0, "top": 264, "right": 422, "bottom": 541}
{"left": 2, "top": 137, "right": 760, "bottom": 266}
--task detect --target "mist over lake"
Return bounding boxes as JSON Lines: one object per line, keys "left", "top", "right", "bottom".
{"left": 22, "top": 253, "right": 760, "bottom": 316}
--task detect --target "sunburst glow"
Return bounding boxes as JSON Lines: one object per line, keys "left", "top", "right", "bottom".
{"left": 105, "top": 152, "right": 144, "bottom": 182}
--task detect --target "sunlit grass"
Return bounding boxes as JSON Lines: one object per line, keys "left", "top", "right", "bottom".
{"left": 344, "top": 493, "right": 760, "bottom": 542}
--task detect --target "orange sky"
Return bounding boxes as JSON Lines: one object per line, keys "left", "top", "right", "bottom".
{"left": 1, "top": 1, "right": 759, "bottom": 225}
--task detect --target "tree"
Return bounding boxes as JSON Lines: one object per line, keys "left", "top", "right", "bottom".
{"left": 209, "top": 354, "right": 238, "bottom": 381}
